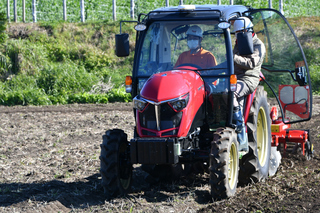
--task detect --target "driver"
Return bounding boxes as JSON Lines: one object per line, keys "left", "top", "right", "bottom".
{"left": 232, "top": 17, "right": 266, "bottom": 152}
{"left": 174, "top": 25, "right": 217, "bottom": 69}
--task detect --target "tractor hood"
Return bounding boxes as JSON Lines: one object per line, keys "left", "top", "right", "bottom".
{"left": 140, "top": 69, "right": 203, "bottom": 102}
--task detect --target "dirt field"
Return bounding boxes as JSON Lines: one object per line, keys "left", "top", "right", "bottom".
{"left": 1, "top": 97, "right": 320, "bottom": 213}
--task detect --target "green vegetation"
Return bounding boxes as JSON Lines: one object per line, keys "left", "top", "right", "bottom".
{"left": 0, "top": 0, "right": 168, "bottom": 22}
{"left": 289, "top": 17, "right": 320, "bottom": 94}
{"left": 235, "top": 0, "right": 320, "bottom": 17}
{"left": 0, "top": 1, "right": 319, "bottom": 105}
{"left": 0, "top": 12, "right": 7, "bottom": 43}
{"left": 0, "top": 21, "right": 135, "bottom": 105}
{"left": 0, "top": 12, "right": 9, "bottom": 75}
{"left": 0, "top": 0, "right": 319, "bottom": 23}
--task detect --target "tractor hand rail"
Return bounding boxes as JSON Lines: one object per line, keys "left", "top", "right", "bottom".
{"left": 261, "top": 66, "right": 297, "bottom": 82}
{"left": 284, "top": 98, "right": 309, "bottom": 115}
{"left": 259, "top": 77, "right": 285, "bottom": 122}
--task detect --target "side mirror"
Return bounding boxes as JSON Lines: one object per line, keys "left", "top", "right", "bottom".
{"left": 115, "top": 33, "right": 130, "bottom": 57}
{"left": 295, "top": 66, "right": 307, "bottom": 86}
{"left": 237, "top": 32, "right": 254, "bottom": 55}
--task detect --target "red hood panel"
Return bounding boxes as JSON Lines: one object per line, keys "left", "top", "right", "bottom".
{"left": 140, "top": 70, "right": 202, "bottom": 102}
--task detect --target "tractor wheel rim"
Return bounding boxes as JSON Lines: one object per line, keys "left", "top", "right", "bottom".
{"left": 228, "top": 142, "right": 238, "bottom": 189}
{"left": 257, "top": 106, "right": 268, "bottom": 167}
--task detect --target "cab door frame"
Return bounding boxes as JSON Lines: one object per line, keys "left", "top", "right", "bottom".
{"left": 246, "top": 8, "right": 312, "bottom": 124}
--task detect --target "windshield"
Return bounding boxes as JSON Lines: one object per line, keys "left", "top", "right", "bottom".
{"left": 137, "top": 21, "right": 228, "bottom": 77}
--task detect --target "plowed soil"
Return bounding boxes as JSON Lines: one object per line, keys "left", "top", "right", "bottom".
{"left": 1, "top": 97, "right": 320, "bottom": 213}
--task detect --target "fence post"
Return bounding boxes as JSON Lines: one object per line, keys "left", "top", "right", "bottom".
{"left": 130, "top": 0, "right": 134, "bottom": 19}
{"left": 63, "top": 0, "right": 67, "bottom": 21}
{"left": 166, "top": 0, "right": 169, "bottom": 7}
{"left": 7, "top": 0, "right": 10, "bottom": 22}
{"left": 22, "top": 0, "right": 25, "bottom": 22}
{"left": 80, "top": 0, "right": 85, "bottom": 22}
{"left": 113, "top": 0, "right": 116, "bottom": 21}
{"left": 279, "top": 0, "right": 284, "bottom": 15}
{"left": 14, "top": 0, "right": 17, "bottom": 22}
{"left": 32, "top": 0, "right": 37, "bottom": 23}
{"left": 217, "top": 0, "right": 221, "bottom": 5}
{"left": 179, "top": 0, "right": 183, "bottom": 5}
{"left": 269, "top": 0, "right": 272, "bottom": 8}
{"left": 229, "top": 0, "right": 233, "bottom": 5}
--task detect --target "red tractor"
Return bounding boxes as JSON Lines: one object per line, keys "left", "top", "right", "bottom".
{"left": 100, "top": 5, "right": 313, "bottom": 200}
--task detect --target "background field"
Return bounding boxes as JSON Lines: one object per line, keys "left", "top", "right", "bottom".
{"left": 1, "top": 0, "right": 319, "bottom": 22}
{"left": 0, "top": 1, "right": 319, "bottom": 105}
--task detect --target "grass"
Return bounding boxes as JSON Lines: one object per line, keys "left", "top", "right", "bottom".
{"left": 0, "top": 12, "right": 8, "bottom": 73}
{"left": 0, "top": 20, "right": 135, "bottom": 105}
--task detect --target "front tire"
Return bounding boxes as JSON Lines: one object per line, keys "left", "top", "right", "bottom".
{"left": 100, "top": 129, "right": 132, "bottom": 198}
{"left": 210, "top": 127, "right": 239, "bottom": 200}
{"left": 239, "top": 86, "right": 271, "bottom": 184}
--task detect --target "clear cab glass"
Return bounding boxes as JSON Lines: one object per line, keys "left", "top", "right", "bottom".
{"left": 249, "top": 9, "right": 312, "bottom": 123}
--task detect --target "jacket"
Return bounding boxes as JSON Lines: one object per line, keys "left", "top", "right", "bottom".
{"left": 233, "top": 33, "right": 266, "bottom": 93}
{"left": 175, "top": 47, "right": 217, "bottom": 69}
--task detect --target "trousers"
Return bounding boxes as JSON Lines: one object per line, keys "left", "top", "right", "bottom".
{"left": 233, "top": 80, "right": 251, "bottom": 108}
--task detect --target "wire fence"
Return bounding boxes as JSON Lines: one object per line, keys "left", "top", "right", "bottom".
{"left": 2, "top": 0, "right": 315, "bottom": 23}
{"left": 2, "top": 0, "right": 168, "bottom": 23}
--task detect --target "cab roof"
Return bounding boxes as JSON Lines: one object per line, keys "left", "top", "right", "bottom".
{"left": 144, "top": 5, "right": 249, "bottom": 22}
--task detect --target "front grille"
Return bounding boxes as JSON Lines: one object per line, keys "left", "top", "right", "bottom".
{"left": 138, "top": 102, "right": 182, "bottom": 136}
{"left": 139, "top": 104, "right": 156, "bottom": 130}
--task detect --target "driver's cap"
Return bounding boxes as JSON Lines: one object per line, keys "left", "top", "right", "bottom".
{"left": 186, "top": 25, "right": 203, "bottom": 38}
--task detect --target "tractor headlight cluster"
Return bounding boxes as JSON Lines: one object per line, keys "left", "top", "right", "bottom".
{"left": 169, "top": 93, "right": 189, "bottom": 111}
{"left": 133, "top": 97, "right": 147, "bottom": 111}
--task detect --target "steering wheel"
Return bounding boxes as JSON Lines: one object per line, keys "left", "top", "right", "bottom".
{"left": 176, "top": 63, "right": 202, "bottom": 70}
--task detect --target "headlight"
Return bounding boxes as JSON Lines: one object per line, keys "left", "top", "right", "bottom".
{"left": 169, "top": 93, "right": 189, "bottom": 111}
{"left": 133, "top": 96, "right": 147, "bottom": 111}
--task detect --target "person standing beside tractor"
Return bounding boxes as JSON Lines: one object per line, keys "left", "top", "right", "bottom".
{"left": 175, "top": 25, "right": 218, "bottom": 69}
{"left": 232, "top": 17, "right": 266, "bottom": 152}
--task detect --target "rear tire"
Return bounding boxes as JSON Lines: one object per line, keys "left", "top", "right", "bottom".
{"left": 239, "top": 86, "right": 271, "bottom": 184}
{"left": 100, "top": 129, "right": 132, "bottom": 198}
{"left": 210, "top": 127, "right": 239, "bottom": 200}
